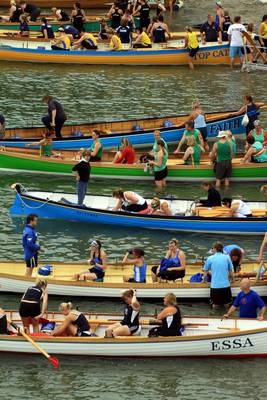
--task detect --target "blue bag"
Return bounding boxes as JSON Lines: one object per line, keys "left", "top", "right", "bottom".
{"left": 132, "top": 124, "right": 144, "bottom": 132}
{"left": 189, "top": 273, "right": 203, "bottom": 283}
{"left": 41, "top": 322, "right": 55, "bottom": 332}
{"left": 162, "top": 120, "right": 174, "bottom": 128}
{"left": 38, "top": 265, "right": 53, "bottom": 276}
{"left": 159, "top": 258, "right": 178, "bottom": 273}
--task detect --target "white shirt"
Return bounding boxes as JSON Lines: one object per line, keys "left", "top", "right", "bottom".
{"left": 232, "top": 200, "right": 252, "bottom": 218}
{"left": 227, "top": 23, "right": 246, "bottom": 46}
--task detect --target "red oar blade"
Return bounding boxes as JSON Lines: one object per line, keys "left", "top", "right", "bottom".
{"left": 48, "top": 356, "right": 59, "bottom": 369}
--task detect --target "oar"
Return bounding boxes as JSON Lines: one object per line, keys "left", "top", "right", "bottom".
{"left": 243, "top": 31, "right": 267, "bottom": 63}
{"left": 8, "top": 319, "right": 59, "bottom": 369}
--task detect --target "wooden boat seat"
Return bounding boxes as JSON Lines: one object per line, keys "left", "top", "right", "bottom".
{"left": 195, "top": 206, "right": 267, "bottom": 218}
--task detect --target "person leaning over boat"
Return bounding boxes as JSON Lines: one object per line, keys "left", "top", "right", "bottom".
{"left": 26, "top": 131, "right": 53, "bottom": 156}
{"left": 74, "top": 239, "right": 108, "bottom": 282}
{"left": 250, "top": 120, "right": 267, "bottom": 145}
{"left": 132, "top": 27, "right": 152, "bottom": 48}
{"left": 71, "top": 2, "right": 86, "bottom": 33}
{"left": 182, "top": 136, "right": 204, "bottom": 165}
{"left": 52, "top": 302, "right": 92, "bottom": 336}
{"left": 174, "top": 120, "right": 204, "bottom": 154}
{"left": 40, "top": 17, "right": 54, "bottom": 39}
{"left": 113, "top": 188, "right": 148, "bottom": 212}
{"left": 209, "top": 130, "right": 232, "bottom": 188}
{"left": 198, "top": 181, "right": 222, "bottom": 207}
{"left": 223, "top": 278, "right": 266, "bottom": 320}
{"left": 51, "top": 27, "right": 71, "bottom": 51}
{"left": 51, "top": 7, "right": 69, "bottom": 22}
{"left": 122, "top": 248, "right": 147, "bottom": 283}
{"left": 200, "top": 14, "right": 222, "bottom": 45}
{"left": 224, "top": 245, "right": 244, "bottom": 273}
{"left": 108, "top": 28, "right": 124, "bottom": 50}
{"left": 42, "top": 95, "right": 67, "bottom": 139}
{"left": 19, "top": 278, "right": 48, "bottom": 333}
{"left": 148, "top": 139, "right": 168, "bottom": 190}
{"left": 203, "top": 241, "right": 234, "bottom": 308}
{"left": 230, "top": 95, "right": 260, "bottom": 136}
{"left": 19, "top": 1, "right": 40, "bottom": 22}
{"left": 149, "top": 197, "right": 172, "bottom": 216}
{"left": 19, "top": 14, "right": 30, "bottom": 36}
{"left": 241, "top": 136, "right": 267, "bottom": 164}
{"left": 89, "top": 130, "right": 103, "bottom": 161}
{"left": 151, "top": 238, "right": 186, "bottom": 283}
{"left": 22, "top": 213, "right": 41, "bottom": 277}
{"left": 113, "top": 138, "right": 136, "bottom": 163}
{"left": 73, "top": 29, "right": 98, "bottom": 50}
{"left": 149, "top": 293, "right": 182, "bottom": 337}
{"left": 9, "top": 0, "right": 22, "bottom": 22}
{"left": 184, "top": 26, "right": 199, "bottom": 70}
{"left": 72, "top": 148, "right": 91, "bottom": 206}
{"left": 105, "top": 289, "right": 140, "bottom": 338}
{"left": 222, "top": 197, "right": 252, "bottom": 218}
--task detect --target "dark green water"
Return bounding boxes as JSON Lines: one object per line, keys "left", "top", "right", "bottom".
{"left": 0, "top": 0, "right": 267, "bottom": 398}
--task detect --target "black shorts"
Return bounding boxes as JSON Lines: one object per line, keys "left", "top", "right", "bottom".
{"left": 159, "top": 269, "right": 185, "bottom": 281}
{"left": 123, "top": 202, "right": 148, "bottom": 212}
{"left": 81, "top": 40, "right": 97, "bottom": 50}
{"left": 90, "top": 156, "right": 101, "bottom": 162}
{"left": 188, "top": 46, "right": 199, "bottom": 57}
{"left": 198, "top": 126, "right": 208, "bottom": 142}
{"left": 26, "top": 254, "right": 38, "bottom": 269}
{"left": 89, "top": 267, "right": 105, "bottom": 279}
{"left": 154, "top": 167, "right": 168, "bottom": 181}
{"left": 128, "top": 278, "right": 146, "bottom": 283}
{"left": 19, "top": 302, "right": 41, "bottom": 318}
{"left": 133, "top": 43, "right": 152, "bottom": 48}
{"left": 215, "top": 160, "right": 232, "bottom": 180}
{"left": 210, "top": 287, "right": 232, "bottom": 306}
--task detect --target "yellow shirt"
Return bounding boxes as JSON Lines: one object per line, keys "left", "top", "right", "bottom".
{"left": 187, "top": 32, "right": 199, "bottom": 49}
{"left": 141, "top": 31, "right": 151, "bottom": 47}
{"left": 84, "top": 33, "right": 97, "bottom": 46}
{"left": 260, "top": 21, "right": 267, "bottom": 39}
{"left": 61, "top": 35, "right": 71, "bottom": 50}
{"left": 109, "top": 34, "right": 123, "bottom": 50}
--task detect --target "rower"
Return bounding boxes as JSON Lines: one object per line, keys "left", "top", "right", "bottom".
{"left": 71, "top": 2, "right": 86, "bottom": 33}
{"left": 174, "top": 120, "right": 204, "bottom": 154}
{"left": 122, "top": 248, "right": 147, "bottom": 283}
{"left": 149, "top": 197, "right": 172, "bottom": 216}
{"left": 222, "top": 198, "right": 252, "bottom": 218}
{"left": 149, "top": 293, "right": 182, "bottom": 337}
{"left": 51, "top": 7, "right": 69, "bottom": 22}
{"left": 223, "top": 279, "right": 266, "bottom": 320}
{"left": 151, "top": 15, "right": 170, "bottom": 43}
{"left": 73, "top": 29, "right": 98, "bottom": 50}
{"left": 51, "top": 27, "right": 71, "bottom": 50}
{"left": 90, "top": 130, "right": 103, "bottom": 161}
{"left": 63, "top": 24, "right": 80, "bottom": 39}
{"left": 19, "top": 278, "right": 48, "bottom": 333}
{"left": 105, "top": 289, "right": 140, "bottom": 337}
{"left": 108, "top": 3, "right": 123, "bottom": 30}
{"left": 112, "top": 189, "right": 148, "bottom": 212}
{"left": 132, "top": 27, "right": 152, "bottom": 48}
{"left": 52, "top": 302, "right": 92, "bottom": 336}
{"left": 108, "top": 28, "right": 124, "bottom": 50}
{"left": 73, "top": 239, "right": 107, "bottom": 282}
{"left": 198, "top": 181, "right": 222, "bottom": 207}
{"left": 242, "top": 136, "right": 267, "bottom": 164}
{"left": 19, "top": 14, "right": 30, "bottom": 37}
{"left": 116, "top": 18, "right": 132, "bottom": 44}
{"left": 9, "top": 0, "right": 23, "bottom": 22}
{"left": 19, "top": 1, "right": 41, "bottom": 22}
{"left": 182, "top": 135, "right": 204, "bottom": 165}
{"left": 40, "top": 17, "right": 55, "bottom": 39}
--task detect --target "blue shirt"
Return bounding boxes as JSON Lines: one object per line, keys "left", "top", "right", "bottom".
{"left": 223, "top": 244, "right": 241, "bottom": 254}
{"left": 22, "top": 224, "right": 40, "bottom": 260}
{"left": 203, "top": 252, "right": 233, "bottom": 289}
{"left": 233, "top": 290, "right": 265, "bottom": 318}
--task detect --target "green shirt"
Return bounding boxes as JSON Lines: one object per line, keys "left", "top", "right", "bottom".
{"left": 252, "top": 129, "right": 265, "bottom": 143}
{"left": 152, "top": 138, "right": 168, "bottom": 153}
{"left": 184, "top": 128, "right": 201, "bottom": 145}
{"left": 252, "top": 141, "right": 267, "bottom": 162}
{"left": 185, "top": 145, "right": 201, "bottom": 165}
{"left": 154, "top": 150, "right": 168, "bottom": 172}
{"left": 90, "top": 140, "right": 103, "bottom": 158}
{"left": 217, "top": 140, "right": 231, "bottom": 162}
{"left": 231, "top": 139, "right": 236, "bottom": 158}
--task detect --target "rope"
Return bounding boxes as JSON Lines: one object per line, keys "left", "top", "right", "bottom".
{"left": 16, "top": 190, "right": 56, "bottom": 210}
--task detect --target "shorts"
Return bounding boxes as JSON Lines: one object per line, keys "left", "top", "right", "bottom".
{"left": 154, "top": 167, "right": 168, "bottom": 182}
{"left": 123, "top": 202, "right": 148, "bottom": 212}
{"left": 229, "top": 46, "right": 243, "bottom": 58}
{"left": 81, "top": 40, "right": 97, "bottom": 50}
{"left": 19, "top": 302, "right": 41, "bottom": 318}
{"left": 128, "top": 278, "right": 146, "bottom": 283}
{"left": 210, "top": 287, "right": 232, "bottom": 306}
{"left": 151, "top": 265, "right": 185, "bottom": 281}
{"left": 198, "top": 126, "right": 208, "bottom": 142}
{"left": 215, "top": 160, "right": 232, "bottom": 180}
{"left": 89, "top": 267, "right": 105, "bottom": 279}
{"left": 26, "top": 254, "right": 38, "bottom": 269}
{"left": 90, "top": 156, "right": 101, "bottom": 162}
{"left": 241, "top": 46, "right": 251, "bottom": 55}
{"left": 188, "top": 46, "right": 199, "bottom": 57}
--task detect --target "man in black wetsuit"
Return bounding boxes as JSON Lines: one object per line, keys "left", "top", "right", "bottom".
{"left": 198, "top": 181, "right": 222, "bottom": 207}
{"left": 20, "top": 1, "right": 41, "bottom": 22}
{"left": 41, "top": 95, "right": 67, "bottom": 138}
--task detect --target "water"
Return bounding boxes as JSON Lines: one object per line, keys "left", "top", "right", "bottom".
{"left": 0, "top": 0, "right": 267, "bottom": 398}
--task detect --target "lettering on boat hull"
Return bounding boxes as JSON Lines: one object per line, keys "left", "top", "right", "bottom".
{"left": 211, "top": 337, "right": 254, "bottom": 351}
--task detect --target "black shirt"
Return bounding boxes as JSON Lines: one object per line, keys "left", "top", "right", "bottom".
{"left": 72, "top": 160, "right": 91, "bottom": 182}
{"left": 200, "top": 21, "right": 220, "bottom": 42}
{"left": 25, "top": 3, "right": 38, "bottom": 13}
{"left": 48, "top": 99, "right": 66, "bottom": 120}
{"left": 116, "top": 25, "right": 131, "bottom": 43}
{"left": 200, "top": 187, "right": 222, "bottom": 207}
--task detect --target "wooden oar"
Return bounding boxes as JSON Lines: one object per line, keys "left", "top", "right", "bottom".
{"left": 8, "top": 319, "right": 59, "bottom": 369}
{"left": 243, "top": 31, "right": 267, "bottom": 63}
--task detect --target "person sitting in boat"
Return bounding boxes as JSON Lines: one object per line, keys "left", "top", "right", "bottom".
{"left": 112, "top": 189, "right": 148, "bottom": 212}
{"left": 19, "top": 14, "right": 30, "bottom": 36}
{"left": 116, "top": 18, "right": 132, "bottom": 44}
{"left": 19, "top": 1, "right": 41, "bottom": 22}
{"left": 151, "top": 238, "right": 186, "bottom": 283}
{"left": 184, "top": 26, "right": 199, "bottom": 70}
{"left": 209, "top": 131, "right": 233, "bottom": 188}
{"left": 19, "top": 278, "right": 48, "bottom": 333}
{"left": 132, "top": 27, "right": 152, "bottom": 48}
{"left": 230, "top": 95, "right": 260, "bottom": 136}
{"left": 241, "top": 136, "right": 267, "bottom": 164}
{"left": 52, "top": 302, "right": 92, "bottom": 336}
{"left": 149, "top": 139, "right": 168, "bottom": 190}
{"left": 73, "top": 29, "right": 98, "bottom": 50}
{"left": 9, "top": 0, "right": 23, "bottom": 22}
{"left": 74, "top": 239, "right": 107, "bottom": 282}
{"left": 182, "top": 135, "right": 204, "bottom": 165}
{"left": 105, "top": 289, "right": 140, "bottom": 337}
{"left": 89, "top": 130, "right": 103, "bottom": 161}
{"left": 197, "top": 181, "right": 222, "bottom": 207}
{"left": 25, "top": 131, "right": 53, "bottom": 157}
{"left": 113, "top": 138, "right": 136, "bottom": 164}
{"left": 51, "top": 27, "right": 71, "bottom": 50}
{"left": 149, "top": 197, "right": 172, "bottom": 216}
{"left": 63, "top": 24, "right": 80, "bottom": 39}
{"left": 51, "top": 7, "right": 69, "bottom": 22}
{"left": 150, "top": 15, "right": 171, "bottom": 43}
{"left": 122, "top": 248, "right": 147, "bottom": 283}
{"left": 147, "top": 15, "right": 158, "bottom": 36}
{"left": 222, "top": 197, "right": 252, "bottom": 218}
{"left": 107, "top": 3, "right": 123, "bottom": 30}
{"left": 249, "top": 120, "right": 267, "bottom": 146}
{"left": 223, "top": 278, "right": 266, "bottom": 320}
{"left": 99, "top": 18, "right": 109, "bottom": 39}
{"left": 148, "top": 293, "right": 182, "bottom": 337}
{"left": 40, "top": 17, "right": 55, "bottom": 39}
{"left": 174, "top": 120, "right": 204, "bottom": 154}
{"left": 108, "top": 28, "right": 124, "bottom": 50}
{"left": 0, "top": 308, "right": 11, "bottom": 335}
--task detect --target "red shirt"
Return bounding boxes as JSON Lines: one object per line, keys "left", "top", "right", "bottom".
{"left": 115, "top": 146, "right": 136, "bottom": 164}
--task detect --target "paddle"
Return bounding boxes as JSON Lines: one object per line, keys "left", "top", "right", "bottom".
{"left": 243, "top": 31, "right": 267, "bottom": 63}
{"left": 8, "top": 319, "right": 59, "bottom": 369}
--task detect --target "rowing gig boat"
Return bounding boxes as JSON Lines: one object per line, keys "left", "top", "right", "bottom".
{"left": 10, "top": 186, "right": 267, "bottom": 235}
{"left": 0, "top": 261, "right": 266, "bottom": 298}
{"left": 2, "top": 311, "right": 267, "bottom": 358}
{"left": 1, "top": 149, "right": 267, "bottom": 182}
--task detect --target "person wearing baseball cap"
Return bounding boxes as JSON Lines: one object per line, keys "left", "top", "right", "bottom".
{"left": 51, "top": 26, "right": 71, "bottom": 51}
{"left": 209, "top": 131, "right": 232, "bottom": 187}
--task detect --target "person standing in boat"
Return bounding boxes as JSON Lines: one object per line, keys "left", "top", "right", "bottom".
{"left": 149, "top": 139, "right": 168, "bottom": 190}
{"left": 105, "top": 289, "right": 140, "bottom": 338}
{"left": 221, "top": 10, "right": 232, "bottom": 41}
{"left": 71, "top": 2, "right": 86, "bottom": 33}
{"left": 108, "top": 3, "right": 123, "bottom": 30}
{"left": 214, "top": 1, "right": 224, "bottom": 29}
{"left": 133, "top": 0, "right": 150, "bottom": 30}
{"left": 155, "top": 0, "right": 166, "bottom": 17}
{"left": 72, "top": 148, "right": 91, "bottom": 206}
{"left": 52, "top": 302, "right": 92, "bottom": 336}
{"left": 112, "top": 188, "right": 148, "bottom": 212}
{"left": 113, "top": 138, "right": 136, "bottom": 163}
{"left": 9, "top": 0, "right": 23, "bottom": 22}
{"left": 241, "top": 136, "right": 267, "bottom": 164}
{"left": 42, "top": 95, "right": 67, "bottom": 139}
{"left": 73, "top": 29, "right": 98, "bottom": 50}
{"left": 22, "top": 213, "right": 41, "bottom": 277}
{"left": 200, "top": 14, "right": 222, "bottom": 44}
{"left": 89, "top": 130, "right": 103, "bottom": 161}
{"left": 150, "top": 15, "right": 171, "bottom": 43}
{"left": 198, "top": 181, "right": 222, "bottom": 207}
{"left": 19, "top": 278, "right": 48, "bottom": 332}
{"left": 149, "top": 293, "right": 182, "bottom": 337}
{"left": 209, "top": 131, "right": 232, "bottom": 188}
{"left": 40, "top": 17, "right": 55, "bottom": 39}
{"left": 203, "top": 241, "right": 234, "bottom": 308}
{"left": 223, "top": 278, "right": 266, "bottom": 320}
{"left": 230, "top": 95, "right": 260, "bottom": 136}
{"left": 222, "top": 198, "right": 252, "bottom": 218}
{"left": 174, "top": 120, "right": 204, "bottom": 154}
{"left": 51, "top": 7, "right": 69, "bottom": 22}
{"left": 182, "top": 136, "right": 204, "bottom": 165}
{"left": 184, "top": 26, "right": 199, "bottom": 70}
{"left": 19, "top": 1, "right": 41, "bottom": 22}
{"left": 122, "top": 248, "right": 147, "bottom": 283}
{"left": 74, "top": 239, "right": 108, "bottom": 282}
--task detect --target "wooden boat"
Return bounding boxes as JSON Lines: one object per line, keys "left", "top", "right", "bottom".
{"left": 1, "top": 148, "right": 267, "bottom": 182}
{"left": 0, "top": 108, "right": 257, "bottom": 150}
{"left": 2, "top": 311, "right": 267, "bottom": 358}
{"left": 10, "top": 186, "right": 267, "bottom": 235}
{"left": 0, "top": 260, "right": 266, "bottom": 298}
{"left": 0, "top": 0, "right": 160, "bottom": 9}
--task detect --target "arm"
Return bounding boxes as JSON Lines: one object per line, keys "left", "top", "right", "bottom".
{"left": 52, "top": 314, "right": 73, "bottom": 336}
{"left": 209, "top": 143, "right": 217, "bottom": 162}
{"left": 231, "top": 105, "right": 246, "bottom": 117}
{"left": 200, "top": 29, "right": 206, "bottom": 44}
{"left": 258, "top": 306, "right": 266, "bottom": 321}
{"left": 150, "top": 151, "right": 163, "bottom": 168}
{"left": 112, "top": 199, "right": 123, "bottom": 211}
{"left": 218, "top": 29, "right": 222, "bottom": 44}
{"left": 184, "top": 34, "right": 188, "bottom": 48}
{"left": 228, "top": 203, "right": 239, "bottom": 217}
{"left": 131, "top": 289, "right": 140, "bottom": 310}
{"left": 115, "top": 148, "right": 127, "bottom": 163}
{"left": 95, "top": 251, "right": 108, "bottom": 270}
{"left": 174, "top": 134, "right": 186, "bottom": 154}
{"left": 258, "top": 232, "right": 267, "bottom": 261}
{"left": 132, "top": 33, "right": 142, "bottom": 45}
{"left": 198, "top": 131, "right": 204, "bottom": 148}
{"left": 161, "top": 202, "right": 172, "bottom": 216}
{"left": 223, "top": 305, "right": 237, "bottom": 318}
{"left": 157, "top": 306, "right": 177, "bottom": 321}
{"left": 41, "top": 290, "right": 48, "bottom": 314}
{"left": 73, "top": 35, "right": 84, "bottom": 47}
{"left": 164, "top": 23, "right": 171, "bottom": 39}
{"left": 51, "top": 109, "right": 57, "bottom": 126}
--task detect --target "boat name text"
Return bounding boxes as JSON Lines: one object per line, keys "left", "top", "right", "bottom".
{"left": 211, "top": 337, "right": 254, "bottom": 351}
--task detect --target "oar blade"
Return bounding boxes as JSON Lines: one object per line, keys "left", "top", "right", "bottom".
{"left": 48, "top": 356, "right": 59, "bottom": 369}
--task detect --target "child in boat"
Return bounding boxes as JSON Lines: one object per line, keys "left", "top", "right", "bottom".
{"left": 105, "top": 289, "right": 140, "bottom": 338}
{"left": 122, "top": 248, "right": 147, "bottom": 283}
{"left": 52, "top": 302, "right": 92, "bottom": 337}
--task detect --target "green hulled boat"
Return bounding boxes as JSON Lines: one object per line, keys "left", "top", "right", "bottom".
{"left": 0, "top": 150, "right": 266, "bottom": 182}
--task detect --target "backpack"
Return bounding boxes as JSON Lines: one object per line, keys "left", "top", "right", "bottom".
{"left": 38, "top": 265, "right": 53, "bottom": 276}
{"left": 159, "top": 258, "right": 179, "bottom": 273}
{"left": 189, "top": 273, "right": 203, "bottom": 283}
